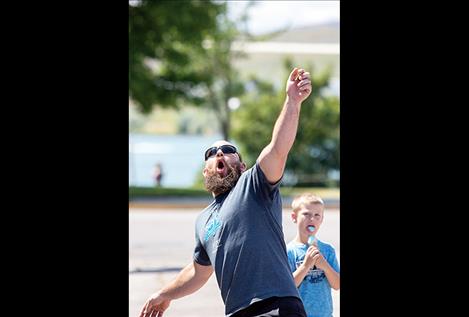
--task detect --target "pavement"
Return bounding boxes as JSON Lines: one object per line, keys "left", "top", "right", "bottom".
{"left": 129, "top": 196, "right": 340, "bottom": 209}
{"left": 129, "top": 205, "right": 340, "bottom": 317}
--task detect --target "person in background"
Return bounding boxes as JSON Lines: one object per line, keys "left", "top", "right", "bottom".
{"left": 153, "top": 163, "right": 163, "bottom": 187}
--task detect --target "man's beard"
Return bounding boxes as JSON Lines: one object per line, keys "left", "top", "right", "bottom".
{"left": 204, "top": 161, "right": 242, "bottom": 196}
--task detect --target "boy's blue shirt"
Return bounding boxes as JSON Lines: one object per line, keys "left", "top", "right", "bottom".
{"left": 287, "top": 239, "right": 340, "bottom": 317}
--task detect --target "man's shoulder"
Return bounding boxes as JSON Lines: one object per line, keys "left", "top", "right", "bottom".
{"left": 232, "top": 164, "right": 256, "bottom": 187}
{"left": 240, "top": 163, "right": 256, "bottom": 177}
{"left": 196, "top": 202, "right": 216, "bottom": 221}
{"left": 237, "top": 162, "right": 275, "bottom": 187}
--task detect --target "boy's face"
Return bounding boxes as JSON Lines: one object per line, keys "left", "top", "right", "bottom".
{"left": 291, "top": 202, "right": 324, "bottom": 240}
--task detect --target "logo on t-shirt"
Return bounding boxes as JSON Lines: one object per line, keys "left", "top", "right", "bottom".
{"left": 305, "top": 268, "right": 326, "bottom": 283}
{"left": 296, "top": 260, "right": 326, "bottom": 283}
{"left": 204, "top": 214, "right": 222, "bottom": 242}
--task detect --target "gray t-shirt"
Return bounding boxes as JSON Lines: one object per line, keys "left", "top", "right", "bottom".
{"left": 194, "top": 162, "right": 300, "bottom": 316}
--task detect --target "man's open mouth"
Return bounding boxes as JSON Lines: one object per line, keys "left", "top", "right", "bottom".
{"left": 216, "top": 160, "right": 226, "bottom": 177}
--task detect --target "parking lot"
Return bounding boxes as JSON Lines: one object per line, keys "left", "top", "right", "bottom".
{"left": 129, "top": 208, "right": 340, "bottom": 317}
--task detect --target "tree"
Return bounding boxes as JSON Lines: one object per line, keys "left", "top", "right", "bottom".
{"left": 191, "top": 11, "right": 247, "bottom": 140}
{"left": 231, "top": 59, "right": 340, "bottom": 186}
{"left": 130, "top": 0, "right": 253, "bottom": 140}
{"left": 129, "top": 0, "right": 225, "bottom": 113}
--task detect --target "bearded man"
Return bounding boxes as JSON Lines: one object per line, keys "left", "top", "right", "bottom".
{"left": 140, "top": 67, "right": 312, "bottom": 317}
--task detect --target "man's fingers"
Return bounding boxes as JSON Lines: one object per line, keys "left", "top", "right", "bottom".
{"left": 294, "top": 69, "right": 305, "bottom": 80}
{"left": 297, "top": 79, "right": 311, "bottom": 87}
{"left": 140, "top": 303, "right": 149, "bottom": 317}
{"left": 289, "top": 68, "right": 299, "bottom": 80}
{"left": 141, "top": 300, "right": 158, "bottom": 317}
{"left": 299, "top": 72, "right": 310, "bottom": 80}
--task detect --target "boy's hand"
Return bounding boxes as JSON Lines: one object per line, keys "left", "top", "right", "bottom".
{"left": 303, "top": 244, "right": 321, "bottom": 269}
{"left": 285, "top": 68, "right": 312, "bottom": 104}
{"left": 309, "top": 245, "right": 327, "bottom": 270}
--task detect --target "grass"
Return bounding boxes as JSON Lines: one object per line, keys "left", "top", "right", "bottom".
{"left": 129, "top": 186, "right": 209, "bottom": 199}
{"left": 280, "top": 187, "right": 340, "bottom": 199}
{"left": 129, "top": 186, "right": 339, "bottom": 200}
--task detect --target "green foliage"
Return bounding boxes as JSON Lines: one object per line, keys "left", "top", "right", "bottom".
{"left": 129, "top": 0, "right": 225, "bottom": 113}
{"left": 232, "top": 60, "right": 340, "bottom": 186}
{"left": 129, "top": 186, "right": 208, "bottom": 200}
{"left": 129, "top": 186, "right": 339, "bottom": 200}
{"left": 129, "top": 0, "right": 251, "bottom": 139}
{"left": 231, "top": 77, "right": 280, "bottom": 166}
{"left": 190, "top": 10, "right": 247, "bottom": 139}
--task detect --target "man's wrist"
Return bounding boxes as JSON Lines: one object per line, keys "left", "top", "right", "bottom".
{"left": 285, "top": 96, "right": 302, "bottom": 108}
{"left": 158, "top": 289, "right": 172, "bottom": 301}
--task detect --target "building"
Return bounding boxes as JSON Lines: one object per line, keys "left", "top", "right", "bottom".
{"left": 232, "top": 22, "right": 339, "bottom": 95}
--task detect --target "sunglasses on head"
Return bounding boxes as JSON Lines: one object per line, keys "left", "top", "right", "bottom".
{"left": 204, "top": 145, "right": 240, "bottom": 161}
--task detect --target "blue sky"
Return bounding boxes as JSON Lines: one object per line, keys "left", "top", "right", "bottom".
{"left": 228, "top": 1, "right": 339, "bottom": 35}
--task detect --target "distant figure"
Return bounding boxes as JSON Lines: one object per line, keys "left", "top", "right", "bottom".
{"left": 153, "top": 163, "right": 163, "bottom": 187}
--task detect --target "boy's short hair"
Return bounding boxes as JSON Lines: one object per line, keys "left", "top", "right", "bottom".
{"left": 291, "top": 193, "right": 324, "bottom": 213}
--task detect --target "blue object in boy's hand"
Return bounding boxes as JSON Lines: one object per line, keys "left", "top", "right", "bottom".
{"left": 307, "top": 226, "right": 316, "bottom": 245}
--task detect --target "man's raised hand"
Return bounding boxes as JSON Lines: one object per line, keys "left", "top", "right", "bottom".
{"left": 285, "top": 67, "right": 312, "bottom": 104}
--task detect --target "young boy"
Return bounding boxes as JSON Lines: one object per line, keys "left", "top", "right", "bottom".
{"left": 287, "top": 193, "right": 340, "bottom": 317}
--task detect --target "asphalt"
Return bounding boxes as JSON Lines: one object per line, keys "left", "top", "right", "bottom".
{"left": 129, "top": 206, "right": 340, "bottom": 317}
{"left": 129, "top": 196, "right": 340, "bottom": 209}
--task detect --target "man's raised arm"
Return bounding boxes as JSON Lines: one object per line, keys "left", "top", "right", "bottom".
{"left": 258, "top": 67, "right": 312, "bottom": 183}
